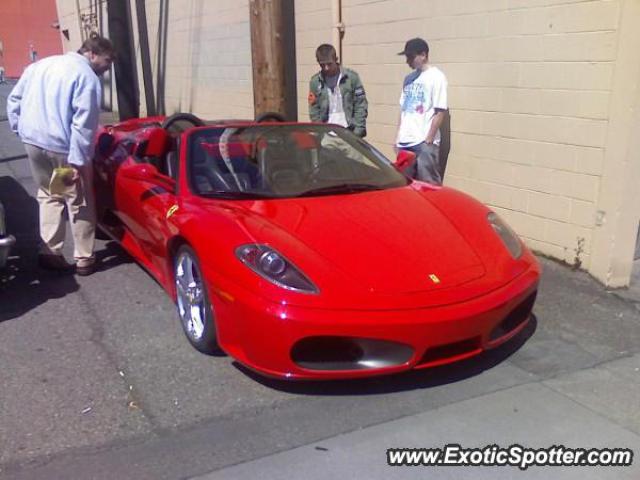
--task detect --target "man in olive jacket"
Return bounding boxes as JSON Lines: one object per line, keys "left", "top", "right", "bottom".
{"left": 308, "top": 44, "right": 368, "bottom": 137}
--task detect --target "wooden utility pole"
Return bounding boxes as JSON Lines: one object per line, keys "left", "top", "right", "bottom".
{"left": 249, "top": 0, "right": 296, "bottom": 120}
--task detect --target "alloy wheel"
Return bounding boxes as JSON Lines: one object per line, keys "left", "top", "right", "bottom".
{"left": 175, "top": 251, "right": 206, "bottom": 341}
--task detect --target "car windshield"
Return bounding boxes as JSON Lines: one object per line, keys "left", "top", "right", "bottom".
{"left": 187, "top": 124, "right": 408, "bottom": 199}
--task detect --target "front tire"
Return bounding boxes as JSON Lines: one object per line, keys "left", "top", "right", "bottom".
{"left": 174, "top": 245, "right": 222, "bottom": 355}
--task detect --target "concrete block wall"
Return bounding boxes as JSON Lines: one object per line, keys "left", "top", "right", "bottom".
{"left": 295, "top": 0, "right": 626, "bottom": 273}
{"left": 57, "top": 0, "right": 255, "bottom": 120}
{"left": 55, "top": 1, "right": 89, "bottom": 52}
{"left": 140, "top": 0, "right": 254, "bottom": 120}
{"left": 53, "top": 0, "right": 640, "bottom": 286}
{"left": 295, "top": 0, "right": 334, "bottom": 122}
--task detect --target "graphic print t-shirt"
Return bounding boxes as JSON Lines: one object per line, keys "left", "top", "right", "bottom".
{"left": 396, "top": 66, "right": 448, "bottom": 147}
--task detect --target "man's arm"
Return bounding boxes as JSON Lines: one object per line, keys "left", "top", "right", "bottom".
{"left": 6, "top": 67, "right": 31, "bottom": 133}
{"left": 394, "top": 85, "right": 407, "bottom": 152}
{"left": 394, "top": 111, "right": 403, "bottom": 153}
{"left": 68, "top": 77, "right": 101, "bottom": 167}
{"left": 426, "top": 71, "right": 448, "bottom": 144}
{"left": 425, "top": 110, "right": 445, "bottom": 144}
{"left": 350, "top": 71, "right": 368, "bottom": 137}
{"left": 308, "top": 76, "right": 323, "bottom": 122}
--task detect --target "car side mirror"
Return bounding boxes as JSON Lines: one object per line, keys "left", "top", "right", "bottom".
{"left": 120, "top": 163, "right": 176, "bottom": 190}
{"left": 394, "top": 150, "right": 416, "bottom": 173}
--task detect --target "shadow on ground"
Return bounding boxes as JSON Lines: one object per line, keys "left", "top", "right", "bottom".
{"left": 0, "top": 177, "right": 138, "bottom": 321}
{"left": 93, "top": 239, "right": 135, "bottom": 273}
{"left": 235, "top": 315, "right": 537, "bottom": 395}
{"left": 0, "top": 176, "right": 81, "bottom": 321}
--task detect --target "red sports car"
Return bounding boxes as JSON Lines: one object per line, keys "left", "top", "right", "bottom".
{"left": 93, "top": 113, "right": 540, "bottom": 380}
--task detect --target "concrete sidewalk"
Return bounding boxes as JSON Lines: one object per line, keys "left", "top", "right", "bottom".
{"left": 201, "top": 374, "right": 640, "bottom": 479}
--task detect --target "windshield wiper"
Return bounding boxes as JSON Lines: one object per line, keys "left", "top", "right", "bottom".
{"left": 297, "top": 183, "right": 383, "bottom": 197}
{"left": 199, "top": 191, "right": 274, "bottom": 199}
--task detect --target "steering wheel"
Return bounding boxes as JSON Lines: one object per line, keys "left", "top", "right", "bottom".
{"left": 161, "top": 112, "right": 205, "bottom": 132}
{"left": 256, "top": 111, "right": 286, "bottom": 123}
{"left": 208, "top": 161, "right": 235, "bottom": 191}
{"left": 194, "top": 139, "right": 236, "bottom": 192}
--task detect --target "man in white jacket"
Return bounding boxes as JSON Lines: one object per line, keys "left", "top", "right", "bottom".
{"left": 7, "top": 35, "right": 114, "bottom": 275}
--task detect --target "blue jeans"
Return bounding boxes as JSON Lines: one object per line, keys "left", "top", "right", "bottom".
{"left": 400, "top": 142, "right": 442, "bottom": 185}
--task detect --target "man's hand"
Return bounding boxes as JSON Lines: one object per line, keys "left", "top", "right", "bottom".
{"left": 353, "top": 127, "right": 366, "bottom": 138}
{"left": 65, "top": 166, "right": 81, "bottom": 185}
{"left": 425, "top": 110, "right": 446, "bottom": 145}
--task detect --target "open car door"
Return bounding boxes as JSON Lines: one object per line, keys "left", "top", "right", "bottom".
{"left": 112, "top": 128, "right": 179, "bottom": 277}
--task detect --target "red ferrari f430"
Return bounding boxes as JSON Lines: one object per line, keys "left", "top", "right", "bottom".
{"left": 93, "top": 113, "right": 540, "bottom": 380}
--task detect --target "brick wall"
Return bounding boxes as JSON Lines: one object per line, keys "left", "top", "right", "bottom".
{"left": 0, "top": 0, "right": 63, "bottom": 77}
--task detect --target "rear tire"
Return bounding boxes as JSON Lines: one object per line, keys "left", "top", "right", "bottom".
{"left": 174, "top": 245, "right": 222, "bottom": 355}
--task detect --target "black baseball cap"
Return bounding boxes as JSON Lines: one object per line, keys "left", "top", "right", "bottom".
{"left": 398, "top": 38, "right": 429, "bottom": 56}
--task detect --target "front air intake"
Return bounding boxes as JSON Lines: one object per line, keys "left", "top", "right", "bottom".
{"left": 490, "top": 291, "right": 537, "bottom": 341}
{"left": 291, "top": 336, "right": 414, "bottom": 371}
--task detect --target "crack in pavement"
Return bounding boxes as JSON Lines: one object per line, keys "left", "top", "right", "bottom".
{"left": 76, "top": 286, "right": 162, "bottom": 432}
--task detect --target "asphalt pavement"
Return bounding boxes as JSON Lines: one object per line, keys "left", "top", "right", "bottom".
{"left": 1, "top": 80, "right": 640, "bottom": 479}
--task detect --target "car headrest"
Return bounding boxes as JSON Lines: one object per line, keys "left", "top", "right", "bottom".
{"left": 290, "top": 131, "right": 319, "bottom": 150}
{"left": 200, "top": 141, "right": 251, "bottom": 159}
{"left": 139, "top": 127, "right": 171, "bottom": 157}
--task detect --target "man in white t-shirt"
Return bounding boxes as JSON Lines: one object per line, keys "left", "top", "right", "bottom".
{"left": 395, "top": 38, "right": 448, "bottom": 184}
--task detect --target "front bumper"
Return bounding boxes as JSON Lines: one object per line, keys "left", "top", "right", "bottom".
{"left": 0, "top": 235, "right": 16, "bottom": 269}
{"left": 209, "top": 261, "right": 540, "bottom": 380}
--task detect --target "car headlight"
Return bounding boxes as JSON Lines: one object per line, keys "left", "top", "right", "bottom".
{"left": 487, "top": 212, "right": 523, "bottom": 259}
{"left": 236, "top": 244, "right": 319, "bottom": 294}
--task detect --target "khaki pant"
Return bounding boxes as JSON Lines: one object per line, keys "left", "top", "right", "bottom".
{"left": 24, "top": 143, "right": 96, "bottom": 261}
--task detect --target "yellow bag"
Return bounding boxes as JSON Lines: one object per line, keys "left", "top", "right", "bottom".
{"left": 49, "top": 167, "right": 76, "bottom": 196}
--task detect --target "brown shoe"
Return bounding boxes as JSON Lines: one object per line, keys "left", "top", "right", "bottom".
{"left": 75, "top": 257, "right": 96, "bottom": 276}
{"left": 38, "top": 254, "right": 74, "bottom": 272}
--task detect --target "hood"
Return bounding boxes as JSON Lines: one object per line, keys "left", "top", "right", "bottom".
{"left": 236, "top": 186, "right": 485, "bottom": 295}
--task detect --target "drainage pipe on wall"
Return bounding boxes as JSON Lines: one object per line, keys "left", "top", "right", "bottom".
{"left": 331, "top": 0, "right": 344, "bottom": 60}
